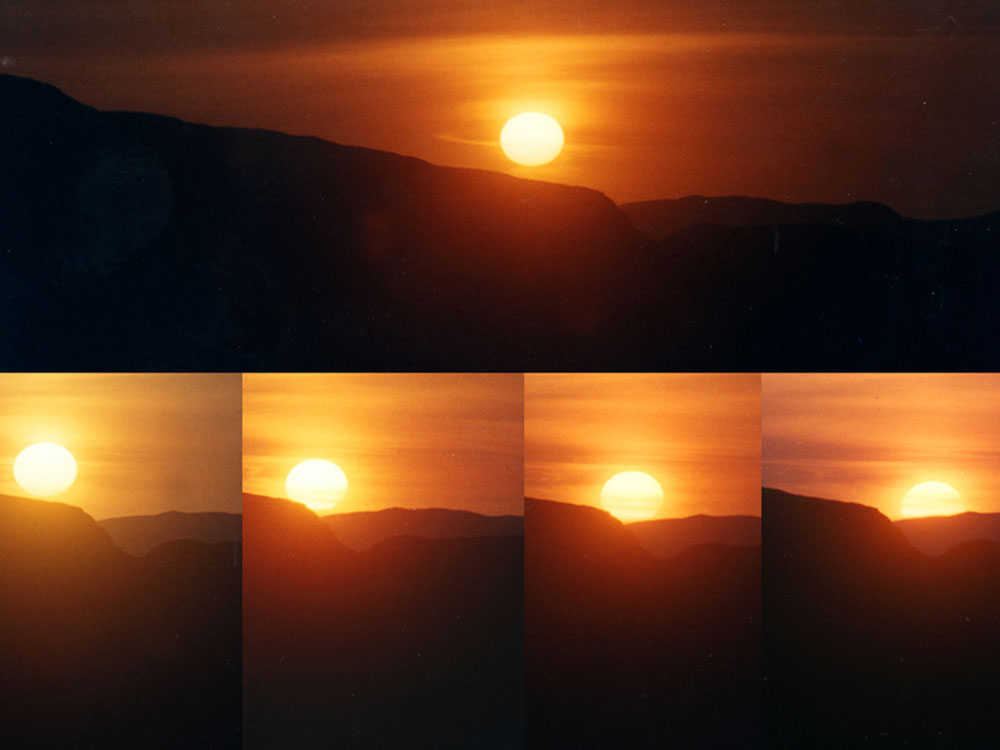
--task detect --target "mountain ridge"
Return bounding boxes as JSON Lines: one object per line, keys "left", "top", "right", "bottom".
{"left": 322, "top": 505, "right": 523, "bottom": 550}
{"left": 894, "top": 510, "right": 1000, "bottom": 555}
{"left": 98, "top": 510, "right": 241, "bottom": 555}
{"left": 622, "top": 195, "right": 904, "bottom": 241}
{"left": 621, "top": 194, "right": 1000, "bottom": 242}
{"left": 627, "top": 513, "right": 760, "bottom": 559}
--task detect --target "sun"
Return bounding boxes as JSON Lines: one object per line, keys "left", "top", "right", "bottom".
{"left": 600, "top": 471, "right": 664, "bottom": 522}
{"left": 13, "top": 442, "right": 78, "bottom": 497}
{"left": 500, "top": 112, "right": 564, "bottom": 166}
{"left": 901, "top": 481, "right": 965, "bottom": 518}
{"left": 285, "top": 459, "right": 348, "bottom": 513}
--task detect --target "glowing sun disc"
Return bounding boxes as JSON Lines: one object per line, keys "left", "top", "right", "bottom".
{"left": 500, "top": 112, "right": 564, "bottom": 166}
{"left": 285, "top": 459, "right": 348, "bottom": 512}
{"left": 600, "top": 471, "right": 664, "bottom": 522}
{"left": 901, "top": 481, "right": 964, "bottom": 518}
{"left": 13, "top": 442, "right": 78, "bottom": 497}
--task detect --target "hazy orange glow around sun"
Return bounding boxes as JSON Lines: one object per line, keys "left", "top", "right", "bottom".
{"left": 500, "top": 112, "right": 564, "bottom": 166}
{"left": 13, "top": 442, "right": 78, "bottom": 497}
{"left": 285, "top": 459, "right": 348, "bottom": 512}
{"left": 600, "top": 471, "right": 664, "bottom": 521}
{"left": 523, "top": 374, "right": 761, "bottom": 518}
{"left": 762, "top": 374, "right": 1000, "bottom": 518}
{"left": 901, "top": 481, "right": 965, "bottom": 518}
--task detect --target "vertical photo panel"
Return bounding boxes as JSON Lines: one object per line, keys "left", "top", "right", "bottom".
{"left": 763, "top": 374, "right": 1000, "bottom": 746}
{"left": 524, "top": 373, "right": 762, "bottom": 749}
{"left": 0, "top": 374, "right": 242, "bottom": 747}
{"left": 242, "top": 373, "right": 525, "bottom": 748}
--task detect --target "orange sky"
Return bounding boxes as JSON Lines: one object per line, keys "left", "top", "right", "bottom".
{"left": 0, "top": 374, "right": 241, "bottom": 519}
{"left": 763, "top": 374, "right": 1000, "bottom": 518}
{"left": 242, "top": 374, "right": 523, "bottom": 515}
{"left": 6, "top": 2, "right": 999, "bottom": 218}
{"left": 524, "top": 374, "right": 760, "bottom": 519}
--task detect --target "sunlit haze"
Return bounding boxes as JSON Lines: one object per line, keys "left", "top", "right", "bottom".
{"left": 524, "top": 374, "right": 761, "bottom": 519}
{"left": 0, "top": 374, "right": 242, "bottom": 518}
{"left": 762, "top": 374, "right": 1000, "bottom": 518}
{"left": 242, "top": 374, "right": 523, "bottom": 515}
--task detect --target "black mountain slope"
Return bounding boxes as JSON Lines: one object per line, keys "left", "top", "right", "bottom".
{"left": 525, "top": 498, "right": 760, "bottom": 749}
{"left": 621, "top": 195, "right": 905, "bottom": 241}
{"left": 0, "top": 494, "right": 241, "bottom": 748}
{"left": 763, "top": 488, "right": 1000, "bottom": 747}
{"left": 5, "top": 74, "right": 1000, "bottom": 370}
{"left": 1, "top": 74, "right": 641, "bottom": 371}
{"left": 638, "top": 211, "right": 1000, "bottom": 371}
{"left": 243, "top": 494, "right": 523, "bottom": 749}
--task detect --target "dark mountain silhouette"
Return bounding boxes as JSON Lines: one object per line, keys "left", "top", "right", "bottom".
{"left": 895, "top": 511, "right": 1000, "bottom": 555}
{"left": 98, "top": 510, "right": 241, "bottom": 555}
{"left": 627, "top": 513, "right": 760, "bottom": 559}
{"left": 525, "top": 498, "right": 760, "bottom": 749}
{"left": 322, "top": 506, "right": 522, "bottom": 550}
{"left": 764, "top": 488, "right": 1000, "bottom": 747}
{"left": 0, "top": 494, "right": 240, "bottom": 748}
{"left": 244, "top": 494, "right": 523, "bottom": 749}
{"left": 4, "top": 74, "right": 1000, "bottom": 370}
{"left": 621, "top": 195, "right": 903, "bottom": 242}
{"left": 638, "top": 203, "right": 1000, "bottom": 370}
{"left": 1, "top": 74, "right": 640, "bottom": 372}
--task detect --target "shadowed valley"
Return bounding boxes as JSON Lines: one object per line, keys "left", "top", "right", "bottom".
{"left": 525, "top": 498, "right": 761, "bottom": 749}
{"left": 0, "top": 494, "right": 241, "bottom": 748}
{"left": 243, "top": 494, "right": 524, "bottom": 749}
{"left": 4, "top": 75, "right": 1000, "bottom": 370}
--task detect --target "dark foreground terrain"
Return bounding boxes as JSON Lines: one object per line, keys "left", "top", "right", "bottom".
{"left": 764, "top": 489, "right": 1000, "bottom": 747}
{"left": 243, "top": 494, "right": 524, "bottom": 749}
{"left": 525, "top": 498, "right": 761, "bottom": 749}
{"left": 4, "top": 74, "right": 1000, "bottom": 371}
{"left": 0, "top": 494, "right": 241, "bottom": 748}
